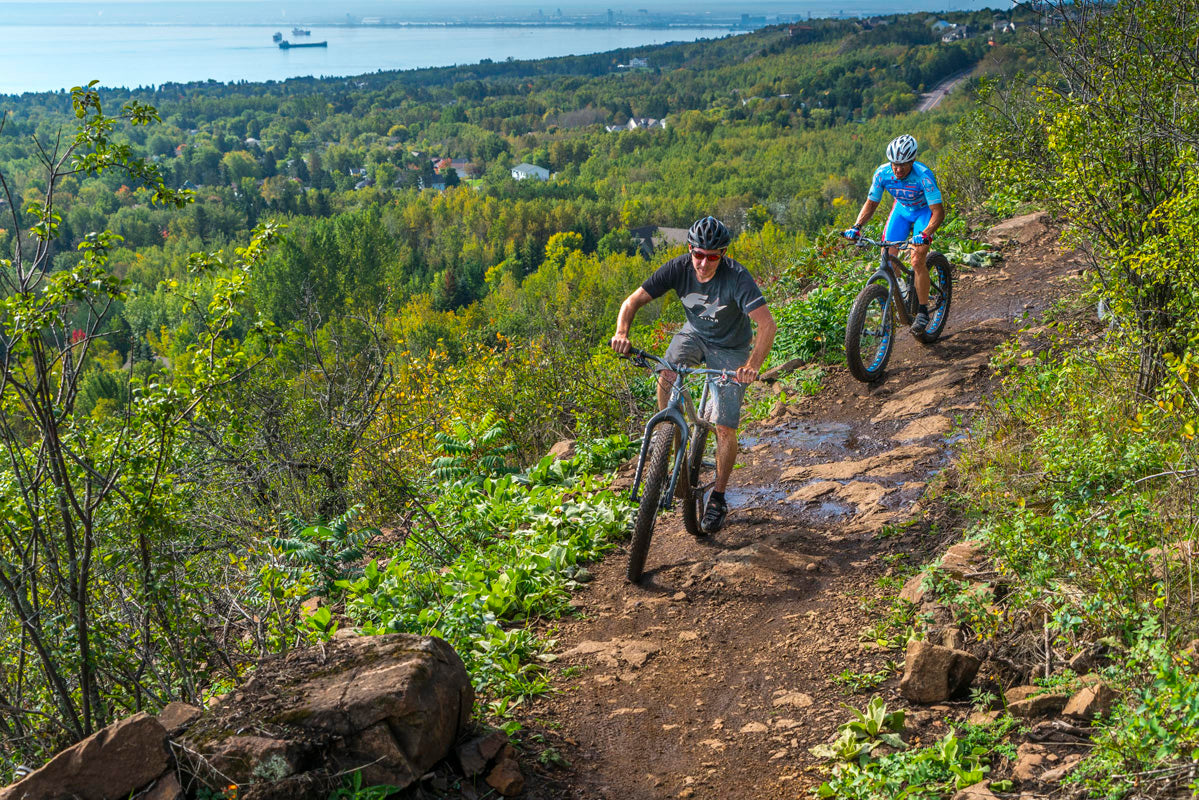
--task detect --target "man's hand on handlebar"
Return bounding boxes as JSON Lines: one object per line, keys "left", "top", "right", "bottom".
{"left": 735, "top": 365, "right": 759, "bottom": 384}
{"left": 609, "top": 333, "right": 632, "bottom": 355}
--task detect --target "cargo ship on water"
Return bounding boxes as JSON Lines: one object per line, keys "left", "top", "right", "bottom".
{"left": 278, "top": 39, "right": 327, "bottom": 48}
{"left": 292, "top": 27, "right": 311, "bottom": 36}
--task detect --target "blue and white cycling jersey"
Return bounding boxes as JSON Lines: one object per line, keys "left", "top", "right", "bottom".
{"left": 868, "top": 161, "right": 943, "bottom": 210}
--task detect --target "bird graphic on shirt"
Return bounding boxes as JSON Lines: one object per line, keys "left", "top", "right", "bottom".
{"left": 680, "top": 292, "right": 726, "bottom": 321}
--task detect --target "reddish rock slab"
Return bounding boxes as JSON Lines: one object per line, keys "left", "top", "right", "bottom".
{"left": 547, "top": 439, "right": 575, "bottom": 460}
{"left": 939, "top": 541, "right": 987, "bottom": 580}
{"left": 1063, "top": 678, "right": 1118, "bottom": 720}
{"left": 456, "top": 729, "right": 510, "bottom": 777}
{"left": 899, "top": 640, "right": 981, "bottom": 704}
{"left": 486, "top": 757, "right": 525, "bottom": 797}
{"left": 899, "top": 574, "right": 929, "bottom": 605}
{"left": 142, "top": 773, "right": 185, "bottom": 800}
{"left": 181, "top": 634, "right": 473, "bottom": 795}
{"left": 985, "top": 211, "right": 1051, "bottom": 246}
{"left": 1005, "top": 685, "right": 1070, "bottom": 719}
{"left": 950, "top": 783, "right": 999, "bottom": 800}
{"left": 0, "top": 713, "right": 170, "bottom": 800}
{"left": 157, "top": 702, "right": 202, "bottom": 736}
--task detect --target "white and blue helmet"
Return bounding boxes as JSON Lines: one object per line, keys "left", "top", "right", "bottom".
{"left": 886, "top": 134, "right": 918, "bottom": 164}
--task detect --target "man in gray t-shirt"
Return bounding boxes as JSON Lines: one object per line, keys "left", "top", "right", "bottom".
{"left": 610, "top": 216, "right": 777, "bottom": 534}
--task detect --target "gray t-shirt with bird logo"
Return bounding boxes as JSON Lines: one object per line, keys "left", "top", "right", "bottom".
{"left": 641, "top": 254, "right": 766, "bottom": 350}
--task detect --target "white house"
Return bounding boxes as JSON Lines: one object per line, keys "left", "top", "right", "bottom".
{"left": 626, "top": 118, "right": 668, "bottom": 131}
{"left": 511, "top": 163, "right": 550, "bottom": 181}
{"left": 941, "top": 25, "right": 970, "bottom": 42}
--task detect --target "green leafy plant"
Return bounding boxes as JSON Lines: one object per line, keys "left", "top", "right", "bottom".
{"left": 815, "top": 716, "right": 1016, "bottom": 799}
{"left": 432, "top": 410, "right": 521, "bottom": 485}
{"left": 772, "top": 279, "right": 863, "bottom": 364}
{"left": 328, "top": 770, "right": 399, "bottom": 800}
{"left": 858, "top": 597, "right": 921, "bottom": 650}
{"left": 810, "top": 696, "right": 906, "bottom": 762}
{"left": 269, "top": 503, "right": 379, "bottom": 596}
{"left": 340, "top": 445, "right": 634, "bottom": 702}
{"left": 831, "top": 669, "right": 891, "bottom": 695}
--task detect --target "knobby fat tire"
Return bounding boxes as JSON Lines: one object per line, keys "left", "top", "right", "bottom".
{"left": 681, "top": 425, "right": 710, "bottom": 537}
{"left": 627, "top": 426, "right": 673, "bottom": 582}
{"left": 845, "top": 282, "right": 894, "bottom": 382}
{"left": 915, "top": 252, "right": 953, "bottom": 344}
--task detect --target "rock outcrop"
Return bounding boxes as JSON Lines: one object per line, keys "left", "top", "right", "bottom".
{"left": 1005, "top": 685, "right": 1069, "bottom": 719}
{"left": 2, "top": 634, "right": 474, "bottom": 800}
{"left": 180, "top": 633, "right": 473, "bottom": 794}
{"left": 0, "top": 713, "right": 174, "bottom": 800}
{"left": 985, "top": 211, "right": 1051, "bottom": 246}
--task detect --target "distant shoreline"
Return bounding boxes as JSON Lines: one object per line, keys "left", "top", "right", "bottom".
{"left": 0, "top": 23, "right": 728, "bottom": 95}
{"left": 13, "top": 21, "right": 744, "bottom": 30}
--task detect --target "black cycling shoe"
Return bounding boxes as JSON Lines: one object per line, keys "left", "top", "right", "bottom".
{"left": 910, "top": 310, "right": 930, "bottom": 335}
{"left": 701, "top": 495, "right": 728, "bottom": 534}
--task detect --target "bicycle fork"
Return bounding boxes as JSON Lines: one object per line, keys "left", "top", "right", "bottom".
{"left": 630, "top": 409, "right": 689, "bottom": 511}
{"left": 630, "top": 381, "right": 712, "bottom": 511}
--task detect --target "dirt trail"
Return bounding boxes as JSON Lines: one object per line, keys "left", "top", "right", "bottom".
{"left": 518, "top": 231, "right": 1085, "bottom": 800}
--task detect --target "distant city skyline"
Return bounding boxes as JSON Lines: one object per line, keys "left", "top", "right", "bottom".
{"left": 0, "top": 0, "right": 1003, "bottom": 20}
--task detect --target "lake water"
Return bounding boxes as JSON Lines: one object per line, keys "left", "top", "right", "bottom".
{"left": 1, "top": 25, "right": 728, "bottom": 95}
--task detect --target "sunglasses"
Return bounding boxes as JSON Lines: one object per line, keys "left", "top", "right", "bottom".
{"left": 691, "top": 249, "right": 724, "bottom": 263}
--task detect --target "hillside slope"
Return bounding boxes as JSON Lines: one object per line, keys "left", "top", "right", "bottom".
{"left": 517, "top": 222, "right": 1084, "bottom": 799}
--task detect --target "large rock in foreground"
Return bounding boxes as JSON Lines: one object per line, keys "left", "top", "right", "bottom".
{"left": 180, "top": 633, "right": 473, "bottom": 797}
{"left": 0, "top": 713, "right": 173, "bottom": 800}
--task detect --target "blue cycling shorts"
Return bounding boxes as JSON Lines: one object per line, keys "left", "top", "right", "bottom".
{"left": 884, "top": 203, "right": 932, "bottom": 243}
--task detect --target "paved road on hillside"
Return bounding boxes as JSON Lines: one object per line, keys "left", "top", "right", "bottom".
{"left": 918, "top": 69, "right": 973, "bottom": 112}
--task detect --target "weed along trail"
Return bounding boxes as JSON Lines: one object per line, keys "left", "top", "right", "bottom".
{"left": 516, "top": 216, "right": 1086, "bottom": 799}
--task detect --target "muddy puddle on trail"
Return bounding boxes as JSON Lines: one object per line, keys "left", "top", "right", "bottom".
{"left": 739, "top": 420, "right": 853, "bottom": 452}
{"left": 724, "top": 485, "right": 787, "bottom": 507}
{"left": 724, "top": 485, "right": 856, "bottom": 519}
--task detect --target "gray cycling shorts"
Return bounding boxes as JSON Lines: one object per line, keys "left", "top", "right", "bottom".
{"left": 656, "top": 330, "right": 753, "bottom": 429}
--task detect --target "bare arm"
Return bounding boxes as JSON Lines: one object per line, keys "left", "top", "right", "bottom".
{"left": 737, "top": 304, "right": 777, "bottom": 383}
{"left": 610, "top": 287, "right": 653, "bottom": 353}
{"left": 853, "top": 198, "right": 880, "bottom": 228}
{"left": 923, "top": 203, "right": 945, "bottom": 237}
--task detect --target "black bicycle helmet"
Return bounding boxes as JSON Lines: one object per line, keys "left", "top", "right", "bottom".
{"left": 687, "top": 216, "right": 731, "bottom": 250}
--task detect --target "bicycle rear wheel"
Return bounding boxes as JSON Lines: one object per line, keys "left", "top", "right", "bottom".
{"left": 681, "top": 425, "right": 713, "bottom": 537}
{"left": 627, "top": 425, "right": 673, "bottom": 582}
{"left": 916, "top": 252, "right": 952, "bottom": 344}
{"left": 845, "top": 282, "right": 894, "bottom": 383}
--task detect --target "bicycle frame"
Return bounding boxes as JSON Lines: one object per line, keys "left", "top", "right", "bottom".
{"left": 858, "top": 236, "right": 916, "bottom": 326}
{"left": 624, "top": 351, "right": 727, "bottom": 511}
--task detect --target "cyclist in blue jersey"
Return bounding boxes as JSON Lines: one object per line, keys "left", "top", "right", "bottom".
{"left": 843, "top": 134, "right": 945, "bottom": 334}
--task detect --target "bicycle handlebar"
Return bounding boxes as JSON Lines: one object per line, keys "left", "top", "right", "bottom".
{"left": 851, "top": 234, "right": 912, "bottom": 250}
{"left": 617, "top": 347, "right": 748, "bottom": 383}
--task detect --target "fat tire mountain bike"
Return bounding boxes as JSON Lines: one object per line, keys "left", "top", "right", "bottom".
{"left": 619, "top": 348, "right": 737, "bottom": 583}
{"left": 844, "top": 234, "right": 953, "bottom": 383}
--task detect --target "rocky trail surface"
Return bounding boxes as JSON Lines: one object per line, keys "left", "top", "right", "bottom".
{"left": 515, "top": 214, "right": 1084, "bottom": 800}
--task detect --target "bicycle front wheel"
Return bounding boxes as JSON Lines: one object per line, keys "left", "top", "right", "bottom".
{"left": 916, "top": 252, "right": 952, "bottom": 344}
{"left": 627, "top": 425, "right": 673, "bottom": 582}
{"left": 845, "top": 282, "right": 894, "bottom": 383}
{"left": 681, "top": 425, "right": 712, "bottom": 537}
